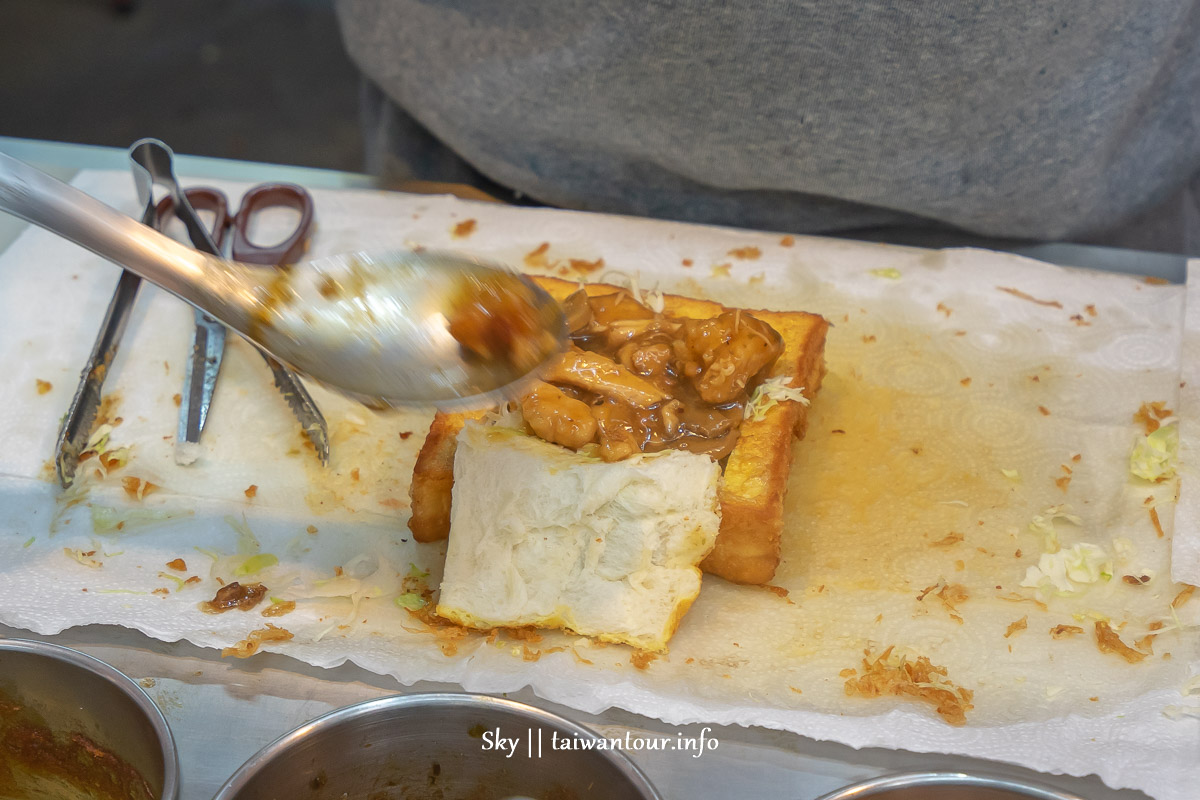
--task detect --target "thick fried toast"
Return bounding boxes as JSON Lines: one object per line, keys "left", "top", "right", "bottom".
{"left": 408, "top": 276, "right": 829, "bottom": 584}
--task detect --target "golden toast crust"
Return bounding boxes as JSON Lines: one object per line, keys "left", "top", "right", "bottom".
{"left": 407, "top": 276, "right": 829, "bottom": 583}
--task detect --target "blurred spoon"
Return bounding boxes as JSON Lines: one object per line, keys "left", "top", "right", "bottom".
{"left": 0, "top": 151, "right": 566, "bottom": 409}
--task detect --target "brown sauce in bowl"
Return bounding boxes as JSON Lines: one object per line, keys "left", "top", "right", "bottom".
{"left": 0, "top": 691, "right": 154, "bottom": 800}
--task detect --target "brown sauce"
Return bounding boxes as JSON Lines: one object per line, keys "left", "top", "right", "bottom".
{"left": 199, "top": 581, "right": 267, "bottom": 614}
{"left": 447, "top": 274, "right": 550, "bottom": 374}
{"left": 0, "top": 691, "right": 155, "bottom": 800}
{"left": 526, "top": 290, "right": 784, "bottom": 462}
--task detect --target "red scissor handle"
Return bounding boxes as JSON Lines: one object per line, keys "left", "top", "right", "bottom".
{"left": 154, "top": 187, "right": 232, "bottom": 250}
{"left": 230, "top": 183, "right": 315, "bottom": 266}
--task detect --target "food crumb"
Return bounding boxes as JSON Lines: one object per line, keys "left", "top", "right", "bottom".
{"left": 221, "top": 624, "right": 294, "bottom": 658}
{"left": 996, "top": 286, "right": 1063, "bottom": 308}
{"left": 711, "top": 263, "right": 732, "bottom": 277}
{"left": 201, "top": 582, "right": 268, "bottom": 614}
{"left": 728, "top": 246, "right": 761, "bottom": 260}
{"left": 1004, "top": 617, "right": 1027, "bottom": 638}
{"left": 630, "top": 651, "right": 659, "bottom": 670}
{"left": 262, "top": 600, "right": 296, "bottom": 617}
{"left": 166, "top": 558, "right": 187, "bottom": 572}
{"left": 568, "top": 257, "right": 604, "bottom": 275}
{"left": 399, "top": 431, "right": 413, "bottom": 439}
{"left": 306, "top": 525, "right": 318, "bottom": 534}
{"left": 1094, "top": 621, "right": 1147, "bottom": 662}
{"left": 936, "top": 302, "right": 952, "bottom": 317}
{"left": 1134, "top": 401, "right": 1173, "bottom": 434}
{"left": 960, "top": 378, "right": 972, "bottom": 387}
{"left": 121, "top": 476, "right": 158, "bottom": 501}
{"left": 35, "top": 379, "right": 52, "bottom": 394}
{"left": 350, "top": 468, "right": 360, "bottom": 481}
{"left": 843, "top": 646, "right": 973, "bottom": 726}
{"left": 172, "top": 393, "right": 182, "bottom": 407}
{"left": 780, "top": 236, "right": 795, "bottom": 247}
{"left": 244, "top": 484, "right": 257, "bottom": 499}
{"left": 1149, "top": 507, "right": 1165, "bottom": 538}
{"left": 1038, "top": 406, "right": 1050, "bottom": 416}
{"left": 523, "top": 242, "right": 551, "bottom": 269}
{"left": 1050, "top": 624, "right": 1084, "bottom": 639}
{"left": 451, "top": 219, "right": 477, "bottom": 238}
{"left": 681, "top": 258, "right": 693, "bottom": 267}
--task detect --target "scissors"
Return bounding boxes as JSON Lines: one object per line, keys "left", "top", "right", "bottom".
{"left": 156, "top": 183, "right": 329, "bottom": 464}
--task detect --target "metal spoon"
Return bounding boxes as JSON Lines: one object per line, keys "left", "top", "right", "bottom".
{"left": 0, "top": 151, "right": 566, "bottom": 409}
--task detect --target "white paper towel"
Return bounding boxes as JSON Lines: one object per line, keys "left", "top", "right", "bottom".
{"left": 0, "top": 171, "right": 1197, "bottom": 799}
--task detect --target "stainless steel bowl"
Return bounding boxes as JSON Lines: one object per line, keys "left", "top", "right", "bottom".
{"left": 815, "top": 771, "right": 1089, "bottom": 800}
{"left": 0, "top": 637, "right": 179, "bottom": 800}
{"left": 213, "top": 692, "right": 662, "bottom": 800}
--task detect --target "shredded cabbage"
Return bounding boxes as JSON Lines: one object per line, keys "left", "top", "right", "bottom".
{"left": 224, "top": 514, "right": 260, "bottom": 553}
{"left": 395, "top": 593, "right": 426, "bottom": 610}
{"left": 276, "top": 552, "right": 407, "bottom": 630}
{"left": 745, "top": 376, "right": 810, "bottom": 422}
{"left": 869, "top": 267, "right": 902, "bottom": 280}
{"left": 157, "top": 571, "right": 185, "bottom": 591}
{"left": 101, "top": 447, "right": 130, "bottom": 470}
{"left": 1130, "top": 421, "right": 1179, "bottom": 482}
{"left": 482, "top": 402, "right": 524, "bottom": 430}
{"left": 234, "top": 553, "right": 279, "bottom": 577}
{"left": 1027, "top": 505, "right": 1082, "bottom": 554}
{"left": 1112, "top": 537, "right": 1135, "bottom": 563}
{"left": 408, "top": 563, "right": 430, "bottom": 579}
{"left": 1001, "top": 468, "right": 1021, "bottom": 482}
{"left": 63, "top": 547, "right": 101, "bottom": 568}
{"left": 596, "top": 269, "right": 665, "bottom": 314}
{"left": 1162, "top": 705, "right": 1200, "bottom": 720}
{"left": 1020, "top": 543, "right": 1112, "bottom": 596}
{"left": 85, "top": 424, "right": 113, "bottom": 452}
{"left": 643, "top": 285, "right": 665, "bottom": 314}
{"left": 92, "top": 506, "right": 193, "bottom": 535}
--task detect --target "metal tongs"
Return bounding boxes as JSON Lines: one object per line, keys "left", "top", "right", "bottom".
{"left": 54, "top": 139, "right": 328, "bottom": 486}
{"left": 3, "top": 150, "right": 567, "bottom": 415}
{"left": 130, "top": 140, "right": 328, "bottom": 466}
